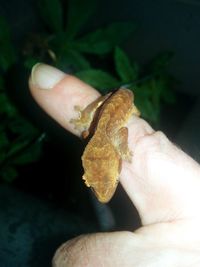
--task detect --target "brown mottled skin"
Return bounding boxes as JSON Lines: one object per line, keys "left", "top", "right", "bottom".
{"left": 71, "top": 88, "right": 140, "bottom": 203}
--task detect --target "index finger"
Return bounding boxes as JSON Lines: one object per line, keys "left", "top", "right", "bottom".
{"left": 29, "top": 63, "right": 101, "bottom": 136}
{"left": 29, "top": 63, "right": 152, "bottom": 138}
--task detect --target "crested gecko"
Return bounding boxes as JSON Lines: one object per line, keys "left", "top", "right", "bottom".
{"left": 71, "top": 88, "right": 140, "bottom": 203}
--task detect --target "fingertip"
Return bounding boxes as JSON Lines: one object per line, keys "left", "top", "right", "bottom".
{"left": 30, "top": 63, "right": 66, "bottom": 90}
{"left": 28, "top": 63, "right": 100, "bottom": 136}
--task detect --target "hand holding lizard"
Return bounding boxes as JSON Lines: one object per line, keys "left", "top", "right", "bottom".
{"left": 29, "top": 64, "right": 200, "bottom": 267}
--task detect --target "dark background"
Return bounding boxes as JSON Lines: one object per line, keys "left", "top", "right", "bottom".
{"left": 0, "top": 0, "right": 200, "bottom": 266}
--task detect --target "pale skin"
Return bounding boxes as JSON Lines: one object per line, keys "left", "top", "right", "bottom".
{"left": 29, "top": 64, "right": 200, "bottom": 267}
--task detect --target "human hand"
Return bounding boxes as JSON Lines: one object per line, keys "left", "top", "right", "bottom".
{"left": 29, "top": 63, "right": 200, "bottom": 267}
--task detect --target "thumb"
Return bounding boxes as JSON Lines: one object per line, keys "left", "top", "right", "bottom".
{"left": 52, "top": 227, "right": 200, "bottom": 267}
{"left": 52, "top": 232, "right": 134, "bottom": 267}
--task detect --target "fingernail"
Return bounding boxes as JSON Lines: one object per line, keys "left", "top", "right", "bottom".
{"left": 30, "top": 63, "right": 66, "bottom": 90}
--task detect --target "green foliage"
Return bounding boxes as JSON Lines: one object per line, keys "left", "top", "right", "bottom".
{"left": 74, "top": 22, "right": 136, "bottom": 55}
{"left": 76, "top": 69, "right": 120, "bottom": 91}
{"left": 76, "top": 47, "right": 175, "bottom": 123}
{"left": 149, "top": 51, "right": 174, "bottom": 74}
{"left": 38, "top": 0, "right": 63, "bottom": 32}
{"left": 66, "top": 0, "right": 97, "bottom": 39}
{"left": 114, "top": 46, "right": 139, "bottom": 83}
{"left": 26, "top": 0, "right": 136, "bottom": 72}
{"left": 1, "top": 166, "right": 18, "bottom": 183}
{"left": 56, "top": 48, "right": 91, "bottom": 70}
{"left": 0, "top": 17, "right": 44, "bottom": 182}
{"left": 0, "top": 17, "right": 16, "bottom": 72}
{"left": 132, "top": 80, "right": 163, "bottom": 123}
{"left": 0, "top": 0, "right": 176, "bottom": 182}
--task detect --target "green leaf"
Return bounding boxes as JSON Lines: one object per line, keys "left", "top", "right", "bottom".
{"left": 66, "top": 0, "right": 97, "bottom": 39}
{"left": 150, "top": 51, "right": 174, "bottom": 74}
{"left": 38, "top": 0, "right": 63, "bottom": 32}
{"left": 0, "top": 16, "right": 16, "bottom": 71}
{"left": 75, "top": 22, "right": 136, "bottom": 55}
{"left": 0, "top": 43, "right": 16, "bottom": 72}
{"left": 13, "top": 142, "right": 42, "bottom": 165}
{"left": 114, "top": 46, "right": 138, "bottom": 82}
{"left": 50, "top": 33, "right": 91, "bottom": 70}
{"left": 130, "top": 74, "right": 175, "bottom": 125}
{"left": 0, "top": 16, "right": 10, "bottom": 40}
{"left": 6, "top": 139, "right": 30, "bottom": 159}
{"left": 57, "top": 49, "right": 91, "bottom": 70}
{"left": 104, "top": 22, "right": 136, "bottom": 46}
{"left": 8, "top": 117, "right": 39, "bottom": 137}
{"left": 76, "top": 69, "right": 120, "bottom": 90}
{"left": 142, "top": 99, "right": 159, "bottom": 123}
{"left": 24, "top": 57, "right": 40, "bottom": 70}
{"left": 1, "top": 166, "right": 18, "bottom": 182}
{"left": 74, "top": 30, "right": 112, "bottom": 54}
{"left": 0, "top": 92, "right": 17, "bottom": 117}
{"left": 131, "top": 83, "right": 159, "bottom": 123}
{"left": 161, "top": 86, "right": 176, "bottom": 104}
{"left": 156, "top": 74, "right": 176, "bottom": 104}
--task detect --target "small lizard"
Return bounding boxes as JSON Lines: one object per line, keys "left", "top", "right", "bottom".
{"left": 71, "top": 88, "right": 140, "bottom": 203}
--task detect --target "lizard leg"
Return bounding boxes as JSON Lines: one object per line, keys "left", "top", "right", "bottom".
{"left": 70, "top": 94, "right": 111, "bottom": 138}
{"left": 111, "top": 127, "right": 132, "bottom": 163}
{"left": 132, "top": 104, "right": 141, "bottom": 116}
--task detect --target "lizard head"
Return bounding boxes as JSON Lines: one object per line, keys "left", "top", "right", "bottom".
{"left": 82, "top": 156, "right": 121, "bottom": 203}
{"left": 91, "top": 179, "right": 119, "bottom": 203}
